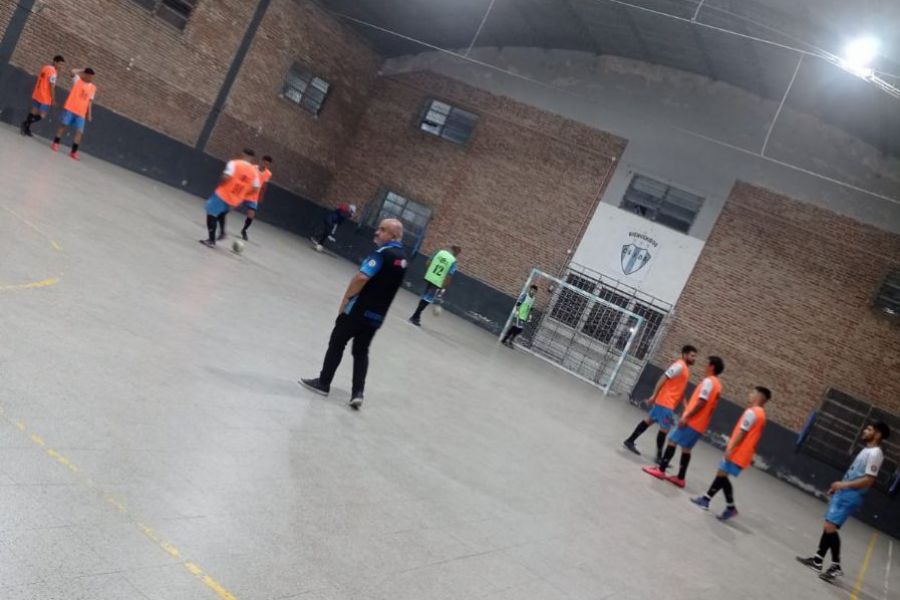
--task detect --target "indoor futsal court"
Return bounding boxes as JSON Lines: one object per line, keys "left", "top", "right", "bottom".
{"left": 0, "top": 1, "right": 898, "bottom": 599}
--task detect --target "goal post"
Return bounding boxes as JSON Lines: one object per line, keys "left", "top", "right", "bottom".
{"left": 499, "top": 269, "right": 647, "bottom": 395}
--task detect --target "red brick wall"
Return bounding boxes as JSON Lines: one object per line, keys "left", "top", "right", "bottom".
{"left": 324, "top": 71, "right": 627, "bottom": 295}
{"left": 205, "top": 0, "right": 381, "bottom": 199}
{"left": 0, "top": 2, "right": 14, "bottom": 35}
{"left": 656, "top": 182, "right": 900, "bottom": 429}
{"left": 9, "top": 0, "right": 255, "bottom": 145}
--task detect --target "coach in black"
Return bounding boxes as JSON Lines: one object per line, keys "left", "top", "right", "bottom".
{"left": 300, "top": 218, "right": 407, "bottom": 410}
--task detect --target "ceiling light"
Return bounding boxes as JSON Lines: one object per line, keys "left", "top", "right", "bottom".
{"left": 842, "top": 37, "right": 878, "bottom": 77}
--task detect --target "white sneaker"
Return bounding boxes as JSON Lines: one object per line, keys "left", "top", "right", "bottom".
{"left": 349, "top": 395, "right": 364, "bottom": 410}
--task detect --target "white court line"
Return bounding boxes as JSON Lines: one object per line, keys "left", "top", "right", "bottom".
{"left": 885, "top": 539, "right": 893, "bottom": 600}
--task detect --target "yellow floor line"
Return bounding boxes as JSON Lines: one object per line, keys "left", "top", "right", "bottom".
{"left": 851, "top": 532, "right": 879, "bottom": 600}
{"left": 0, "top": 277, "right": 60, "bottom": 291}
{"left": 0, "top": 406, "right": 241, "bottom": 600}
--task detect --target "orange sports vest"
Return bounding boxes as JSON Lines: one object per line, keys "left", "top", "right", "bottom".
{"left": 655, "top": 359, "right": 690, "bottom": 410}
{"left": 63, "top": 76, "right": 96, "bottom": 117}
{"left": 728, "top": 406, "right": 766, "bottom": 469}
{"left": 32, "top": 65, "right": 57, "bottom": 105}
{"left": 683, "top": 375, "right": 722, "bottom": 434}
{"left": 215, "top": 160, "right": 258, "bottom": 206}
{"left": 247, "top": 167, "right": 271, "bottom": 202}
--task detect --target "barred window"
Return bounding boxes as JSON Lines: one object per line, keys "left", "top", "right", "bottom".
{"left": 582, "top": 288, "right": 630, "bottom": 343}
{"left": 550, "top": 274, "right": 595, "bottom": 329}
{"left": 800, "top": 389, "right": 899, "bottom": 493}
{"left": 621, "top": 175, "right": 703, "bottom": 234}
{"left": 873, "top": 270, "right": 900, "bottom": 317}
{"left": 128, "top": 0, "right": 197, "bottom": 30}
{"left": 282, "top": 64, "right": 331, "bottom": 116}
{"left": 420, "top": 100, "right": 479, "bottom": 145}
{"left": 368, "top": 190, "right": 432, "bottom": 253}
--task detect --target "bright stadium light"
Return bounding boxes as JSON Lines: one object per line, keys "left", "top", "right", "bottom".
{"left": 842, "top": 37, "right": 878, "bottom": 77}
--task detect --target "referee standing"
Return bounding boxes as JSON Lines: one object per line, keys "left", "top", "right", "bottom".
{"left": 300, "top": 219, "right": 407, "bottom": 410}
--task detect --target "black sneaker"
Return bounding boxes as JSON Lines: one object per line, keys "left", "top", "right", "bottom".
{"left": 795, "top": 556, "right": 823, "bottom": 572}
{"left": 199, "top": 239, "right": 216, "bottom": 248}
{"left": 241, "top": 230, "right": 248, "bottom": 241}
{"left": 623, "top": 440, "right": 641, "bottom": 455}
{"left": 408, "top": 318, "right": 421, "bottom": 327}
{"left": 349, "top": 394, "right": 364, "bottom": 411}
{"left": 819, "top": 564, "right": 843, "bottom": 583}
{"left": 20, "top": 122, "right": 28, "bottom": 136}
{"left": 299, "top": 378, "right": 329, "bottom": 396}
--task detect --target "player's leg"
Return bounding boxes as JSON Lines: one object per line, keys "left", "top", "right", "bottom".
{"left": 69, "top": 124, "right": 84, "bottom": 160}
{"left": 21, "top": 102, "right": 46, "bottom": 136}
{"left": 691, "top": 467, "right": 729, "bottom": 510}
{"left": 718, "top": 476, "right": 738, "bottom": 520}
{"left": 217, "top": 212, "right": 227, "bottom": 240}
{"left": 301, "top": 315, "right": 354, "bottom": 395}
{"left": 623, "top": 413, "right": 655, "bottom": 455}
{"left": 52, "top": 119, "right": 67, "bottom": 151}
{"left": 409, "top": 285, "right": 436, "bottom": 326}
{"left": 201, "top": 195, "right": 227, "bottom": 246}
{"left": 241, "top": 206, "right": 256, "bottom": 240}
{"left": 818, "top": 522, "right": 844, "bottom": 581}
{"left": 348, "top": 323, "right": 377, "bottom": 409}
{"left": 797, "top": 521, "right": 839, "bottom": 573}
{"left": 676, "top": 448, "right": 692, "bottom": 480}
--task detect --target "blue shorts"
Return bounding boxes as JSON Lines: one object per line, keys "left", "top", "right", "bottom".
{"left": 648, "top": 405, "right": 677, "bottom": 431}
{"left": 205, "top": 194, "right": 230, "bottom": 217}
{"left": 669, "top": 425, "right": 702, "bottom": 449}
{"left": 421, "top": 283, "right": 441, "bottom": 303}
{"left": 31, "top": 100, "right": 50, "bottom": 113}
{"left": 241, "top": 201, "right": 258, "bottom": 211}
{"left": 825, "top": 491, "right": 864, "bottom": 528}
{"left": 60, "top": 109, "right": 86, "bottom": 132}
{"left": 718, "top": 459, "right": 743, "bottom": 477}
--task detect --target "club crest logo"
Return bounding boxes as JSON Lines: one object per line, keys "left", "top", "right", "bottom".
{"left": 621, "top": 232, "right": 658, "bottom": 276}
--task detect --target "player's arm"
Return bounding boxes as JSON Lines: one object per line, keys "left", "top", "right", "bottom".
{"left": 648, "top": 373, "right": 668, "bottom": 403}
{"left": 339, "top": 273, "right": 370, "bottom": 314}
{"left": 87, "top": 98, "right": 93, "bottom": 121}
{"left": 725, "top": 409, "right": 754, "bottom": 459}
{"left": 218, "top": 161, "right": 236, "bottom": 186}
{"left": 679, "top": 399, "right": 705, "bottom": 426}
{"left": 829, "top": 475, "right": 876, "bottom": 495}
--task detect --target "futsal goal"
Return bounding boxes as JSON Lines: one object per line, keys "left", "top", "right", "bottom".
{"left": 500, "top": 268, "right": 665, "bottom": 395}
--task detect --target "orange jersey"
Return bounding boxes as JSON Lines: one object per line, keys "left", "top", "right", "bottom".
{"left": 654, "top": 359, "right": 690, "bottom": 410}
{"left": 682, "top": 375, "right": 722, "bottom": 433}
{"left": 32, "top": 65, "right": 58, "bottom": 105}
{"left": 215, "top": 160, "right": 260, "bottom": 206}
{"left": 247, "top": 167, "right": 272, "bottom": 202}
{"left": 728, "top": 406, "right": 766, "bottom": 469}
{"left": 63, "top": 75, "right": 96, "bottom": 118}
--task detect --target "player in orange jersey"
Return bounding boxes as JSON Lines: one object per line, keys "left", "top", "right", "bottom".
{"left": 692, "top": 386, "right": 771, "bottom": 521}
{"left": 623, "top": 344, "right": 697, "bottom": 461}
{"left": 642, "top": 356, "right": 724, "bottom": 487}
{"left": 21, "top": 55, "right": 65, "bottom": 137}
{"left": 200, "top": 149, "right": 260, "bottom": 248}
{"left": 51, "top": 68, "right": 96, "bottom": 160}
{"left": 239, "top": 155, "right": 273, "bottom": 241}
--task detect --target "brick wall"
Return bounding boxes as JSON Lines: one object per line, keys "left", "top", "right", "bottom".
{"left": 656, "top": 181, "right": 900, "bottom": 429}
{"left": 205, "top": 0, "right": 381, "bottom": 199}
{"left": 324, "top": 71, "right": 627, "bottom": 295}
{"left": 0, "top": 1, "right": 15, "bottom": 37}
{"left": 8, "top": 0, "right": 255, "bottom": 145}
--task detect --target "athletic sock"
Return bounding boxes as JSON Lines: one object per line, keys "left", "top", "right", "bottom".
{"left": 71, "top": 143, "right": 79, "bottom": 153}
{"left": 706, "top": 475, "right": 727, "bottom": 499}
{"left": 830, "top": 533, "right": 841, "bottom": 564}
{"left": 242, "top": 217, "right": 253, "bottom": 233}
{"left": 655, "top": 430, "right": 667, "bottom": 457}
{"left": 626, "top": 420, "right": 650, "bottom": 444}
{"left": 816, "top": 532, "right": 830, "bottom": 562}
{"left": 677, "top": 453, "right": 691, "bottom": 479}
{"left": 658, "top": 445, "right": 676, "bottom": 471}
{"left": 411, "top": 299, "right": 429, "bottom": 320}
{"left": 206, "top": 215, "right": 217, "bottom": 242}
{"left": 722, "top": 477, "right": 735, "bottom": 506}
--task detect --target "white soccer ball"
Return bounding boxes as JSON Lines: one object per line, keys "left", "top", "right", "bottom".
{"left": 232, "top": 240, "right": 245, "bottom": 254}
{"left": 433, "top": 305, "right": 443, "bottom": 316}
{"left": 315, "top": 244, "right": 324, "bottom": 252}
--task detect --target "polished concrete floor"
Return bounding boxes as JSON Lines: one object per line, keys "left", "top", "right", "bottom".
{"left": 0, "top": 126, "right": 897, "bottom": 600}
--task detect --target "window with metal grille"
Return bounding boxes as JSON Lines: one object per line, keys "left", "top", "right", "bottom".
{"left": 582, "top": 288, "right": 629, "bottom": 343}
{"left": 800, "top": 389, "right": 899, "bottom": 493}
{"left": 420, "top": 99, "right": 479, "bottom": 145}
{"left": 282, "top": 64, "right": 330, "bottom": 116}
{"left": 367, "top": 190, "right": 432, "bottom": 253}
{"left": 550, "top": 274, "right": 595, "bottom": 329}
{"left": 873, "top": 270, "right": 900, "bottom": 318}
{"left": 627, "top": 303, "right": 665, "bottom": 360}
{"left": 621, "top": 175, "right": 703, "bottom": 234}
{"left": 128, "top": 0, "right": 197, "bottom": 30}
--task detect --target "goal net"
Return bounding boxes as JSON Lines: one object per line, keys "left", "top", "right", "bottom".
{"left": 500, "top": 269, "right": 649, "bottom": 394}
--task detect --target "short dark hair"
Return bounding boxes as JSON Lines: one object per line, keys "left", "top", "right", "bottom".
{"left": 873, "top": 421, "right": 891, "bottom": 440}
{"left": 708, "top": 356, "right": 724, "bottom": 375}
{"left": 754, "top": 386, "right": 772, "bottom": 401}
{"left": 262, "top": 155, "right": 273, "bottom": 163}
{"left": 681, "top": 344, "right": 698, "bottom": 355}
{"left": 84, "top": 67, "right": 95, "bottom": 75}
{"left": 53, "top": 55, "right": 65, "bottom": 63}
{"left": 242, "top": 148, "right": 256, "bottom": 156}
{"left": 529, "top": 284, "right": 538, "bottom": 290}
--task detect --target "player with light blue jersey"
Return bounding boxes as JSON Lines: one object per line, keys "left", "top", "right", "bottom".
{"left": 796, "top": 421, "right": 890, "bottom": 584}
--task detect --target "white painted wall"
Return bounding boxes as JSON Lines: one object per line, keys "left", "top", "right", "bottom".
{"left": 572, "top": 203, "right": 705, "bottom": 305}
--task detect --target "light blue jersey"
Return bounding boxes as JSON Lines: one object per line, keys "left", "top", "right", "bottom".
{"left": 840, "top": 446, "right": 883, "bottom": 496}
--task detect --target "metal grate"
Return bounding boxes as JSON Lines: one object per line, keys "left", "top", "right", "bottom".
{"left": 802, "top": 389, "right": 900, "bottom": 492}
{"left": 419, "top": 99, "right": 479, "bottom": 145}
{"left": 282, "top": 63, "right": 331, "bottom": 116}
{"left": 621, "top": 174, "right": 704, "bottom": 234}
{"left": 127, "top": 0, "right": 197, "bottom": 30}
